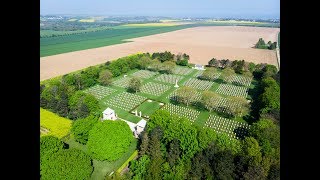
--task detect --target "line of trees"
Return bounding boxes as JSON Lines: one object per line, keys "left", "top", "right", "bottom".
{"left": 254, "top": 38, "right": 277, "bottom": 50}
{"left": 123, "top": 109, "right": 280, "bottom": 179}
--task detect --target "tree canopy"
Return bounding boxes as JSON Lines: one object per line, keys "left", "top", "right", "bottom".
{"left": 87, "top": 120, "right": 134, "bottom": 161}
{"left": 40, "top": 148, "right": 93, "bottom": 180}
{"left": 71, "top": 115, "right": 99, "bottom": 144}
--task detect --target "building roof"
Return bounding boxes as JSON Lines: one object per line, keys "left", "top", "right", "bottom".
{"left": 103, "top": 107, "right": 115, "bottom": 115}
{"left": 137, "top": 119, "right": 147, "bottom": 128}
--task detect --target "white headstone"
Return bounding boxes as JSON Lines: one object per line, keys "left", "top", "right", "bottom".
{"left": 135, "top": 110, "right": 138, "bottom": 116}
{"left": 174, "top": 79, "right": 179, "bottom": 88}
{"left": 139, "top": 111, "right": 142, "bottom": 117}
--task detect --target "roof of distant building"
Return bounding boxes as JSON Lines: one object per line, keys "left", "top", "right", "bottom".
{"left": 137, "top": 119, "right": 147, "bottom": 128}
{"left": 103, "top": 107, "right": 114, "bottom": 115}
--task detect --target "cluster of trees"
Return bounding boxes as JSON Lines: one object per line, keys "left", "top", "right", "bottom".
{"left": 173, "top": 86, "right": 249, "bottom": 119}
{"left": 208, "top": 58, "right": 257, "bottom": 74}
{"left": 87, "top": 120, "right": 134, "bottom": 161}
{"left": 254, "top": 38, "right": 277, "bottom": 50}
{"left": 124, "top": 110, "right": 280, "bottom": 179}
{"left": 40, "top": 136, "right": 93, "bottom": 179}
{"left": 151, "top": 51, "right": 190, "bottom": 66}
{"left": 249, "top": 64, "right": 280, "bottom": 123}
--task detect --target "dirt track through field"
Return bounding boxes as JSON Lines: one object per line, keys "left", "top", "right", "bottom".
{"left": 40, "top": 26, "right": 279, "bottom": 81}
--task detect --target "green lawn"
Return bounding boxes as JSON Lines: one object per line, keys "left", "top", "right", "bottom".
{"left": 134, "top": 100, "right": 162, "bottom": 117}
{"left": 64, "top": 137, "right": 138, "bottom": 180}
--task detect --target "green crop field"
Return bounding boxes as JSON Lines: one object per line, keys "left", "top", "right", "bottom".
{"left": 40, "top": 24, "right": 195, "bottom": 57}
{"left": 40, "top": 108, "right": 72, "bottom": 138}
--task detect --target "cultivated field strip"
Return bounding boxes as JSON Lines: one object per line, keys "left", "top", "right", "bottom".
{"left": 104, "top": 92, "right": 147, "bottom": 111}
{"left": 205, "top": 114, "right": 250, "bottom": 139}
{"left": 83, "top": 85, "right": 117, "bottom": 100}
{"left": 162, "top": 103, "right": 200, "bottom": 123}
{"left": 216, "top": 84, "right": 248, "bottom": 98}
{"left": 140, "top": 82, "right": 171, "bottom": 96}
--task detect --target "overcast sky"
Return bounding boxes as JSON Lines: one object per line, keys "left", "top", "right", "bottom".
{"left": 40, "top": 0, "right": 280, "bottom": 19}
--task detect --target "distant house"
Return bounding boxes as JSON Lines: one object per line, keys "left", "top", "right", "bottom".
{"left": 102, "top": 107, "right": 117, "bottom": 120}
{"left": 193, "top": 64, "right": 205, "bottom": 70}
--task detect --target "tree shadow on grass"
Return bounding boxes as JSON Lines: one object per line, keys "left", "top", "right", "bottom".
{"left": 213, "top": 78, "right": 226, "bottom": 84}
{"left": 233, "top": 127, "right": 250, "bottom": 140}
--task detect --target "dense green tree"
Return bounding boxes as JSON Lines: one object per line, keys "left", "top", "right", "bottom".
{"left": 250, "top": 119, "right": 280, "bottom": 159}
{"left": 208, "top": 57, "right": 220, "bottom": 67}
{"left": 151, "top": 51, "right": 174, "bottom": 62}
{"left": 130, "top": 155, "right": 151, "bottom": 180}
{"left": 71, "top": 115, "right": 99, "bottom": 144}
{"left": 148, "top": 60, "right": 162, "bottom": 72}
{"left": 229, "top": 97, "right": 250, "bottom": 118}
{"left": 241, "top": 137, "right": 262, "bottom": 166}
{"left": 40, "top": 136, "right": 64, "bottom": 163}
{"left": 213, "top": 150, "right": 236, "bottom": 180}
{"left": 200, "top": 67, "right": 218, "bottom": 81}
{"left": 162, "top": 61, "right": 176, "bottom": 74}
{"left": 201, "top": 90, "right": 219, "bottom": 112}
{"left": 68, "top": 91, "right": 99, "bottom": 119}
{"left": 176, "top": 53, "right": 189, "bottom": 66}
{"left": 167, "top": 138, "right": 181, "bottom": 166}
{"left": 221, "top": 67, "right": 236, "bottom": 83}
{"left": 259, "top": 78, "right": 280, "bottom": 114}
{"left": 148, "top": 110, "right": 200, "bottom": 161}
{"left": 268, "top": 163, "right": 280, "bottom": 180}
{"left": 231, "top": 60, "right": 246, "bottom": 74}
{"left": 243, "top": 165, "right": 267, "bottom": 180}
{"left": 139, "top": 131, "right": 149, "bottom": 156}
{"left": 98, "top": 69, "right": 113, "bottom": 86}
{"left": 40, "top": 149, "right": 93, "bottom": 180}
{"left": 128, "top": 77, "right": 142, "bottom": 93}
{"left": 189, "top": 151, "right": 213, "bottom": 179}
{"left": 262, "top": 65, "right": 278, "bottom": 79}
{"left": 137, "top": 55, "right": 152, "bottom": 70}
{"left": 255, "top": 38, "right": 268, "bottom": 49}
{"left": 175, "top": 86, "right": 198, "bottom": 106}
{"left": 248, "top": 62, "right": 256, "bottom": 72}
{"left": 197, "top": 127, "right": 217, "bottom": 150}
{"left": 146, "top": 126, "right": 164, "bottom": 180}
{"left": 219, "top": 59, "right": 232, "bottom": 68}
{"left": 215, "top": 133, "right": 241, "bottom": 154}
{"left": 87, "top": 120, "right": 134, "bottom": 161}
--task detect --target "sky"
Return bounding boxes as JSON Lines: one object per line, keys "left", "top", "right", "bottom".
{"left": 40, "top": 0, "right": 280, "bottom": 19}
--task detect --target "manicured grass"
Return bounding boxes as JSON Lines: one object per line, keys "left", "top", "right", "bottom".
{"left": 40, "top": 108, "right": 72, "bottom": 138}
{"left": 134, "top": 100, "right": 162, "bottom": 116}
{"left": 116, "top": 150, "right": 138, "bottom": 173}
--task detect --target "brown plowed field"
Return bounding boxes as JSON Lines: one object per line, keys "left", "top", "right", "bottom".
{"left": 40, "top": 26, "right": 279, "bottom": 81}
